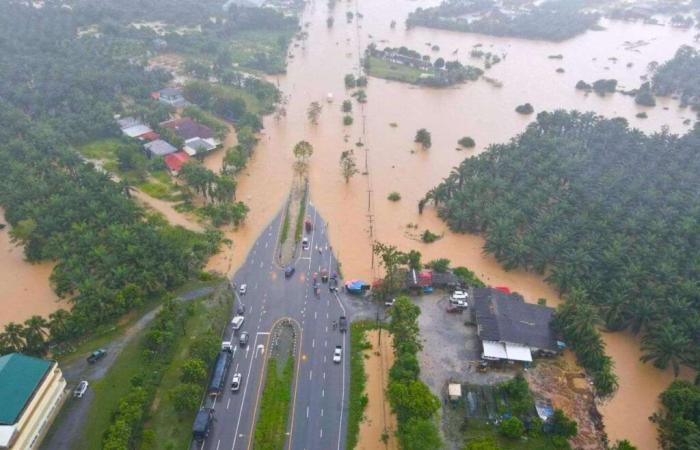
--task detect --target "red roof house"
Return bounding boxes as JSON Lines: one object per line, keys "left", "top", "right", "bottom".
{"left": 139, "top": 131, "right": 161, "bottom": 142}
{"left": 164, "top": 151, "right": 190, "bottom": 175}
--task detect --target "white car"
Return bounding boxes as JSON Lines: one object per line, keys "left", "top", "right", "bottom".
{"left": 231, "top": 315, "right": 245, "bottom": 330}
{"left": 74, "top": 380, "right": 89, "bottom": 398}
{"left": 333, "top": 345, "right": 342, "bottom": 363}
{"left": 450, "top": 290, "right": 469, "bottom": 307}
{"left": 302, "top": 237, "right": 309, "bottom": 250}
{"left": 239, "top": 284, "right": 247, "bottom": 295}
{"left": 231, "top": 373, "right": 242, "bottom": 392}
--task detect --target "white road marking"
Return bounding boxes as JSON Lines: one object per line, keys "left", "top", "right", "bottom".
{"left": 306, "top": 406, "right": 309, "bottom": 419}
{"left": 312, "top": 339, "right": 315, "bottom": 348}
{"left": 321, "top": 408, "right": 324, "bottom": 417}
{"left": 320, "top": 429, "right": 323, "bottom": 439}
{"left": 216, "top": 439, "right": 221, "bottom": 450}
{"left": 232, "top": 333, "right": 261, "bottom": 450}
{"left": 324, "top": 340, "right": 327, "bottom": 347}
{"left": 323, "top": 372, "right": 326, "bottom": 380}
{"left": 227, "top": 398, "right": 231, "bottom": 409}
{"left": 324, "top": 355, "right": 327, "bottom": 363}
{"left": 322, "top": 388, "right": 325, "bottom": 398}
{"left": 309, "top": 370, "right": 313, "bottom": 380}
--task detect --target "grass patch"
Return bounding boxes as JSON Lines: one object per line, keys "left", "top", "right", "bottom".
{"left": 347, "top": 321, "right": 376, "bottom": 450}
{"left": 79, "top": 138, "right": 122, "bottom": 160}
{"left": 293, "top": 184, "right": 308, "bottom": 244}
{"left": 253, "top": 352, "right": 295, "bottom": 450}
{"left": 462, "top": 419, "right": 564, "bottom": 450}
{"left": 228, "top": 29, "right": 296, "bottom": 75}
{"left": 367, "top": 56, "right": 428, "bottom": 84}
{"left": 280, "top": 200, "right": 291, "bottom": 245}
{"left": 142, "top": 290, "right": 233, "bottom": 449}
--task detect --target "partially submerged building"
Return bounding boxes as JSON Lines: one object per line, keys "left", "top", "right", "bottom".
{"left": 473, "top": 288, "right": 559, "bottom": 364}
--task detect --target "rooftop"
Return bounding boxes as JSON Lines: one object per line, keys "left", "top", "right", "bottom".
{"left": 473, "top": 288, "right": 557, "bottom": 351}
{"left": 144, "top": 139, "right": 178, "bottom": 156}
{"left": 0, "top": 354, "right": 53, "bottom": 425}
{"left": 161, "top": 117, "right": 215, "bottom": 141}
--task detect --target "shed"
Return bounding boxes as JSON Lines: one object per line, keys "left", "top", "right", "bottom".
{"left": 448, "top": 383, "right": 462, "bottom": 401}
{"left": 144, "top": 139, "right": 178, "bottom": 157}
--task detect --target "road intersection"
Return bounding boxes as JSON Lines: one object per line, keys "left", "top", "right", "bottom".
{"left": 201, "top": 201, "right": 350, "bottom": 450}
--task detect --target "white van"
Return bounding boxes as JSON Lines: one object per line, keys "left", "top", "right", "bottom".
{"left": 231, "top": 315, "right": 245, "bottom": 330}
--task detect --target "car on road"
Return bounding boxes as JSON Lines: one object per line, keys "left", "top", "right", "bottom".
{"left": 333, "top": 345, "right": 342, "bottom": 363}
{"left": 231, "top": 315, "right": 245, "bottom": 330}
{"left": 338, "top": 316, "right": 348, "bottom": 332}
{"left": 384, "top": 298, "right": 395, "bottom": 307}
{"left": 239, "top": 283, "right": 247, "bottom": 295}
{"left": 450, "top": 290, "right": 469, "bottom": 308}
{"left": 302, "top": 237, "right": 309, "bottom": 250}
{"left": 231, "top": 373, "right": 242, "bottom": 392}
{"left": 284, "top": 266, "right": 295, "bottom": 278}
{"left": 236, "top": 304, "right": 245, "bottom": 315}
{"left": 74, "top": 380, "right": 89, "bottom": 398}
{"left": 239, "top": 331, "right": 249, "bottom": 347}
{"left": 86, "top": 349, "right": 107, "bottom": 364}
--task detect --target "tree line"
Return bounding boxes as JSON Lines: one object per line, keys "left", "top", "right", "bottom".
{"left": 423, "top": 110, "right": 700, "bottom": 434}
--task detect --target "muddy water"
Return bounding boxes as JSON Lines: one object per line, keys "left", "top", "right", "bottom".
{"left": 215, "top": 3, "right": 697, "bottom": 448}
{"left": 0, "top": 208, "right": 65, "bottom": 329}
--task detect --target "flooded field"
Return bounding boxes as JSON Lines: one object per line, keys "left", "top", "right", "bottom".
{"left": 205, "top": 1, "right": 698, "bottom": 448}
{"left": 0, "top": 208, "right": 64, "bottom": 329}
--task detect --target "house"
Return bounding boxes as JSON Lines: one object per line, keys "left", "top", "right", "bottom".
{"left": 152, "top": 88, "right": 186, "bottom": 107}
{"left": 404, "top": 269, "right": 460, "bottom": 291}
{"left": 144, "top": 139, "right": 178, "bottom": 158}
{"left": 164, "top": 151, "right": 190, "bottom": 175}
{"left": 473, "top": 288, "right": 558, "bottom": 363}
{"left": 117, "top": 116, "right": 155, "bottom": 140}
{"left": 139, "top": 131, "right": 161, "bottom": 142}
{"left": 183, "top": 137, "right": 219, "bottom": 156}
{"left": 161, "top": 117, "right": 216, "bottom": 141}
{"left": 0, "top": 354, "right": 67, "bottom": 450}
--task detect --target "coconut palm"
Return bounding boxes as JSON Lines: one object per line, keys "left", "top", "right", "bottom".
{"left": 2, "top": 323, "right": 25, "bottom": 352}
{"left": 640, "top": 320, "right": 690, "bottom": 377}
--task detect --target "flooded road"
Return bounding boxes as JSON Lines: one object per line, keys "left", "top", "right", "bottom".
{"left": 206, "top": 1, "right": 698, "bottom": 448}
{"left": 0, "top": 208, "right": 65, "bottom": 329}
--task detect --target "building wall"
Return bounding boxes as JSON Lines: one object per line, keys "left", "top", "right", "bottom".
{"left": 11, "top": 364, "right": 67, "bottom": 450}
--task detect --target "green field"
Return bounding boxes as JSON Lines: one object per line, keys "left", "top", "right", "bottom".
{"left": 462, "top": 419, "right": 564, "bottom": 450}
{"left": 366, "top": 56, "right": 428, "bottom": 84}
{"left": 79, "top": 138, "right": 123, "bottom": 160}
{"left": 229, "top": 29, "right": 295, "bottom": 75}
{"left": 254, "top": 351, "right": 295, "bottom": 450}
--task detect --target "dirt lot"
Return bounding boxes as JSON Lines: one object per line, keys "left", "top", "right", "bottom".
{"left": 412, "top": 293, "right": 513, "bottom": 395}
{"left": 357, "top": 330, "right": 398, "bottom": 450}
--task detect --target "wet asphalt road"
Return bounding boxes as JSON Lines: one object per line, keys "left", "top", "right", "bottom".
{"left": 199, "top": 202, "right": 350, "bottom": 450}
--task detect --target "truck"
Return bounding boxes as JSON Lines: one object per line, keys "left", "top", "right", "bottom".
{"left": 338, "top": 316, "right": 348, "bottom": 332}
{"left": 192, "top": 408, "right": 214, "bottom": 442}
{"left": 208, "top": 350, "right": 232, "bottom": 395}
{"left": 321, "top": 268, "right": 329, "bottom": 283}
{"left": 305, "top": 218, "right": 313, "bottom": 233}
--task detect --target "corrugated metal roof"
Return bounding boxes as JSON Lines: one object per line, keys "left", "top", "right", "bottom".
{"left": 0, "top": 354, "right": 53, "bottom": 425}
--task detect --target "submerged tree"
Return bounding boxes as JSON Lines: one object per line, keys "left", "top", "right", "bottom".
{"left": 414, "top": 128, "right": 432, "bottom": 149}
{"left": 339, "top": 150, "right": 359, "bottom": 183}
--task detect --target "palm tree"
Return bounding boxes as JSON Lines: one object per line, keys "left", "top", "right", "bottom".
{"left": 48, "top": 309, "right": 71, "bottom": 342}
{"left": 22, "top": 315, "right": 49, "bottom": 355}
{"left": 2, "top": 323, "right": 25, "bottom": 352}
{"left": 640, "top": 320, "right": 690, "bottom": 376}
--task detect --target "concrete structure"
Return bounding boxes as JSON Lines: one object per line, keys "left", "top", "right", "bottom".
{"left": 0, "top": 354, "right": 67, "bottom": 450}
{"left": 473, "top": 288, "right": 558, "bottom": 363}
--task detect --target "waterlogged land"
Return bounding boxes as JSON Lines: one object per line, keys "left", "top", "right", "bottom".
{"left": 204, "top": 1, "right": 699, "bottom": 448}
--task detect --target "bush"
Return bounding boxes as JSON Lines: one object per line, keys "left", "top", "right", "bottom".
{"left": 575, "top": 80, "right": 592, "bottom": 90}
{"left": 550, "top": 409, "right": 578, "bottom": 438}
{"left": 180, "top": 358, "right": 208, "bottom": 383}
{"left": 414, "top": 128, "right": 432, "bottom": 148}
{"left": 458, "top": 136, "right": 476, "bottom": 148}
{"left": 343, "top": 115, "right": 353, "bottom": 126}
{"left": 453, "top": 266, "right": 485, "bottom": 287}
{"left": 515, "top": 103, "right": 534, "bottom": 114}
{"left": 341, "top": 100, "right": 352, "bottom": 113}
{"left": 499, "top": 416, "right": 525, "bottom": 439}
{"left": 388, "top": 191, "right": 401, "bottom": 202}
{"left": 421, "top": 229, "right": 440, "bottom": 243}
{"left": 344, "top": 73, "right": 357, "bottom": 88}
{"left": 426, "top": 258, "right": 450, "bottom": 273}
{"left": 169, "top": 383, "right": 204, "bottom": 416}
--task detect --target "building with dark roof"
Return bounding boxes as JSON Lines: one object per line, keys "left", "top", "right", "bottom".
{"left": 0, "top": 354, "right": 67, "bottom": 449}
{"left": 473, "top": 288, "right": 558, "bottom": 363}
{"left": 161, "top": 117, "right": 216, "bottom": 141}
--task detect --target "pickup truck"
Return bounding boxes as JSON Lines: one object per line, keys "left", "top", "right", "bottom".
{"left": 338, "top": 316, "right": 348, "bottom": 332}
{"left": 86, "top": 349, "right": 107, "bottom": 364}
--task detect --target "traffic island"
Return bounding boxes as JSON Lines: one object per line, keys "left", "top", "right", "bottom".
{"left": 253, "top": 318, "right": 300, "bottom": 450}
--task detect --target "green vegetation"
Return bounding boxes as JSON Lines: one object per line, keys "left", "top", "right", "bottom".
{"left": 347, "top": 321, "right": 375, "bottom": 450}
{"left": 253, "top": 353, "right": 295, "bottom": 450}
{"left": 343, "top": 115, "right": 354, "bottom": 126}
{"left": 342, "top": 100, "right": 353, "bottom": 113}
{"left": 227, "top": 28, "right": 297, "bottom": 75}
{"left": 98, "top": 299, "right": 190, "bottom": 449}
{"left": 453, "top": 266, "right": 485, "bottom": 287}
{"left": 424, "top": 110, "right": 700, "bottom": 397}
{"left": 141, "top": 289, "right": 232, "bottom": 449}
{"left": 366, "top": 56, "right": 428, "bottom": 84}
{"left": 280, "top": 200, "right": 291, "bottom": 244}
{"left": 653, "top": 381, "right": 700, "bottom": 449}
{"left": 407, "top": 0, "right": 600, "bottom": 42}
{"left": 652, "top": 45, "right": 700, "bottom": 109}
{"left": 340, "top": 150, "right": 359, "bottom": 183}
{"left": 387, "top": 298, "right": 443, "bottom": 450}
{"left": 458, "top": 136, "right": 476, "bottom": 148}
{"left": 415, "top": 128, "right": 432, "bottom": 149}
{"left": 294, "top": 183, "right": 308, "bottom": 243}
{"left": 421, "top": 229, "right": 441, "bottom": 243}
{"left": 635, "top": 82, "right": 656, "bottom": 107}
{"left": 388, "top": 192, "right": 402, "bottom": 202}
{"left": 345, "top": 73, "right": 358, "bottom": 89}
{"left": 515, "top": 103, "right": 534, "bottom": 114}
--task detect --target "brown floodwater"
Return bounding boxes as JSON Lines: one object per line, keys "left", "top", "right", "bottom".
{"left": 206, "top": 2, "right": 698, "bottom": 448}
{"left": 0, "top": 208, "right": 65, "bottom": 329}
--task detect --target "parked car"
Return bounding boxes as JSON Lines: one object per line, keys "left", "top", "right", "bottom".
{"left": 231, "top": 373, "right": 242, "bottom": 392}
{"left": 338, "top": 316, "right": 348, "bottom": 332}
{"left": 284, "top": 266, "right": 295, "bottom": 278}
{"left": 86, "top": 349, "right": 107, "bottom": 364}
{"left": 384, "top": 298, "right": 395, "bottom": 307}
{"left": 450, "top": 290, "right": 468, "bottom": 308}
{"left": 74, "top": 380, "right": 89, "bottom": 398}
{"left": 239, "top": 284, "right": 247, "bottom": 295}
{"left": 231, "top": 315, "right": 245, "bottom": 330}
{"left": 239, "top": 331, "right": 249, "bottom": 347}
{"left": 333, "top": 345, "right": 342, "bottom": 363}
